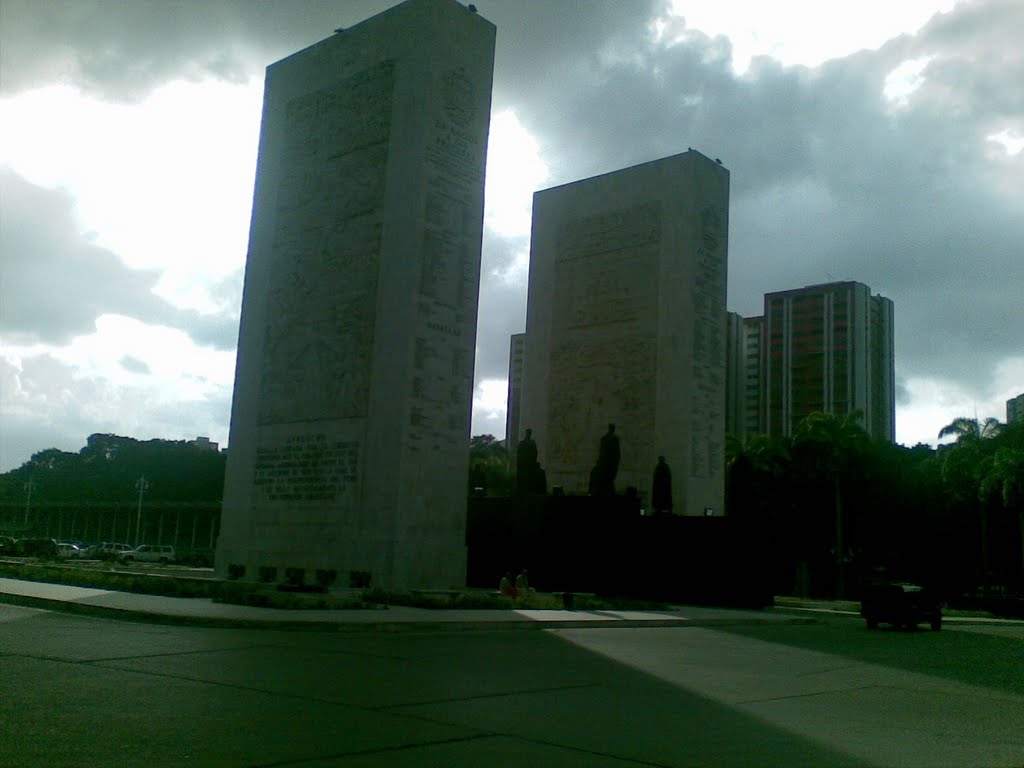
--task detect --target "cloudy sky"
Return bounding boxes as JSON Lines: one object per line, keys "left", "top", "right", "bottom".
{"left": 1, "top": 0, "right": 1021, "bottom": 471}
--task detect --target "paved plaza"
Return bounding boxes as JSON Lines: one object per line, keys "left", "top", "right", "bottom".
{"left": 2, "top": 582, "right": 1023, "bottom": 767}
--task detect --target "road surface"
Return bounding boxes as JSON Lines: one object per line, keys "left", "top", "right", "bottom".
{"left": 2, "top": 604, "right": 1022, "bottom": 767}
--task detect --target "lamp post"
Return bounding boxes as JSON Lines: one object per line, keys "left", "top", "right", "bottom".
{"left": 134, "top": 476, "right": 149, "bottom": 547}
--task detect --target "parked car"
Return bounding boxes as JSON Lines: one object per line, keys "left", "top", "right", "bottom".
{"left": 120, "top": 545, "right": 176, "bottom": 564}
{"left": 861, "top": 581, "right": 942, "bottom": 631}
{"left": 56, "top": 542, "right": 86, "bottom": 558}
{"left": 13, "top": 538, "right": 59, "bottom": 558}
{"left": 0, "top": 535, "right": 16, "bottom": 555}
{"left": 97, "top": 542, "right": 134, "bottom": 559}
{"left": 76, "top": 543, "right": 101, "bottom": 557}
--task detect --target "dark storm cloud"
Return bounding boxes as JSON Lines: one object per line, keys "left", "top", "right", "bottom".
{"left": 474, "top": 231, "right": 528, "bottom": 381}
{"left": 486, "top": 0, "right": 665, "bottom": 109}
{"left": 0, "top": 170, "right": 239, "bottom": 350}
{"left": 895, "top": 378, "right": 912, "bottom": 407}
{"left": 0, "top": 0, "right": 663, "bottom": 102}
{"left": 0, "top": 0, "right": 347, "bottom": 100}
{"left": 184, "top": 308, "right": 240, "bottom": 352}
{"left": 119, "top": 355, "right": 151, "bottom": 375}
{"left": 1, "top": 170, "right": 168, "bottom": 344}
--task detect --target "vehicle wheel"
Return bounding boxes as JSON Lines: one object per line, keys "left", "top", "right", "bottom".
{"left": 159, "top": 558, "right": 168, "bottom": 565}
{"left": 931, "top": 617, "right": 942, "bottom": 631}
{"left": 123, "top": 556, "right": 133, "bottom": 563}
{"left": 865, "top": 616, "right": 879, "bottom": 630}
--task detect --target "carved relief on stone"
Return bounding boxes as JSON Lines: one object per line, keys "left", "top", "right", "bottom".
{"left": 547, "top": 336, "right": 656, "bottom": 476}
{"left": 257, "top": 62, "right": 397, "bottom": 426}
{"left": 556, "top": 245, "right": 657, "bottom": 329}
{"left": 688, "top": 204, "right": 727, "bottom": 477}
{"left": 260, "top": 214, "right": 381, "bottom": 424}
{"left": 557, "top": 202, "right": 661, "bottom": 262}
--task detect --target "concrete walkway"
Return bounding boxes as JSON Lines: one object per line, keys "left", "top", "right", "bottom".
{"left": 0, "top": 576, "right": 814, "bottom": 631}
{"left": 4, "top": 577, "right": 1021, "bottom": 632}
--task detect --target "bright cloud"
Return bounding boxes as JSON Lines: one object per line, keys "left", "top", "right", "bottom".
{"left": 897, "top": 355, "right": 1024, "bottom": 447}
{"left": 987, "top": 128, "right": 1024, "bottom": 156}
{"left": 49, "top": 314, "right": 236, "bottom": 400}
{"left": 664, "top": 0, "right": 959, "bottom": 73}
{"left": 0, "top": 79, "right": 263, "bottom": 312}
{"left": 471, "top": 377, "right": 509, "bottom": 439}
{"left": 484, "top": 109, "right": 549, "bottom": 238}
{"left": 884, "top": 57, "right": 934, "bottom": 107}
{"left": 0, "top": 314, "right": 236, "bottom": 468}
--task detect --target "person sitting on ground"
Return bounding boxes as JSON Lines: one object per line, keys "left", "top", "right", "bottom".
{"left": 499, "top": 571, "right": 516, "bottom": 598}
{"left": 515, "top": 568, "right": 533, "bottom": 596}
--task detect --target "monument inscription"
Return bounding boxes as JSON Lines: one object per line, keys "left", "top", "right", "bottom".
{"left": 253, "top": 434, "right": 359, "bottom": 503}
{"left": 403, "top": 66, "right": 485, "bottom": 458}
{"left": 689, "top": 205, "right": 727, "bottom": 477}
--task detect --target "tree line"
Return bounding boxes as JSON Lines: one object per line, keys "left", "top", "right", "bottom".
{"left": 0, "top": 434, "right": 226, "bottom": 545}
{"left": 6, "top": 419, "right": 1021, "bottom": 599}
{"left": 725, "top": 413, "right": 1023, "bottom": 598}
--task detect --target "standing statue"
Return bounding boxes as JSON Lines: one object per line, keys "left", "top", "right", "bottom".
{"left": 589, "top": 423, "right": 620, "bottom": 496}
{"left": 515, "top": 428, "right": 541, "bottom": 494}
{"left": 652, "top": 455, "right": 672, "bottom": 515}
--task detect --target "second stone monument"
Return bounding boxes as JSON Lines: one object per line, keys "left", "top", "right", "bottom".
{"left": 519, "top": 151, "right": 729, "bottom": 516}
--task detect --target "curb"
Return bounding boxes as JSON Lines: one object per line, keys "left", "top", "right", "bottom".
{"left": 0, "top": 590, "right": 819, "bottom": 633}
{"left": 770, "top": 602, "right": 1024, "bottom": 626}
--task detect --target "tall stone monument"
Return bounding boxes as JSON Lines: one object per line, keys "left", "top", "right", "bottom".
{"left": 216, "top": 0, "right": 495, "bottom": 588}
{"left": 520, "top": 151, "right": 729, "bottom": 515}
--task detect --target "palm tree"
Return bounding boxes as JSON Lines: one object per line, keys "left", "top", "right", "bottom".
{"left": 938, "top": 416, "right": 1006, "bottom": 578}
{"left": 978, "top": 436, "right": 1024, "bottom": 575}
{"left": 725, "top": 433, "right": 791, "bottom": 518}
{"left": 938, "top": 417, "right": 1003, "bottom": 445}
{"left": 792, "top": 410, "right": 869, "bottom": 598}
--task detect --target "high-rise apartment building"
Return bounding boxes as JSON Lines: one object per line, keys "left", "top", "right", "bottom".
{"left": 740, "top": 316, "right": 764, "bottom": 436}
{"left": 1008, "top": 393, "right": 1024, "bottom": 425}
{"left": 725, "top": 312, "right": 744, "bottom": 438}
{"left": 505, "top": 333, "right": 525, "bottom": 453}
{"left": 725, "top": 313, "right": 765, "bottom": 439}
{"left": 763, "top": 281, "right": 894, "bottom": 441}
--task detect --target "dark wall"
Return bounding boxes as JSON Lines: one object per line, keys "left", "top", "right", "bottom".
{"left": 467, "top": 496, "right": 773, "bottom": 608}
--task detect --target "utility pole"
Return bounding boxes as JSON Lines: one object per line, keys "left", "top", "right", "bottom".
{"left": 23, "top": 478, "right": 35, "bottom": 526}
{"left": 134, "top": 476, "right": 149, "bottom": 547}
